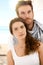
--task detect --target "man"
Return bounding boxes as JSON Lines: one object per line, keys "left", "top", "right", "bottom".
{"left": 15, "top": 0, "right": 43, "bottom": 42}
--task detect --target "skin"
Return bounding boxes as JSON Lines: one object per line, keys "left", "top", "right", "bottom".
{"left": 38, "top": 43, "right": 43, "bottom": 65}
{"left": 7, "top": 21, "right": 43, "bottom": 65}
{"left": 17, "top": 5, "right": 34, "bottom": 30}
{"left": 7, "top": 21, "right": 27, "bottom": 65}
{"left": 12, "top": 21, "right": 26, "bottom": 40}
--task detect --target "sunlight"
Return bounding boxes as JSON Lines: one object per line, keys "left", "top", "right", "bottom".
{"left": 9, "top": 0, "right": 33, "bottom": 12}
{"left": 9, "top": 0, "right": 18, "bottom": 12}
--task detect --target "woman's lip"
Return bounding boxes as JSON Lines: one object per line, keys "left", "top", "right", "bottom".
{"left": 19, "top": 34, "right": 24, "bottom": 36}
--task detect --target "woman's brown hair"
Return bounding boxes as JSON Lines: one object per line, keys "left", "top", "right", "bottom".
{"left": 9, "top": 18, "right": 40, "bottom": 55}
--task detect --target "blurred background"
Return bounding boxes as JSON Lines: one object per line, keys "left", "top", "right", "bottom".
{"left": 0, "top": 0, "right": 43, "bottom": 65}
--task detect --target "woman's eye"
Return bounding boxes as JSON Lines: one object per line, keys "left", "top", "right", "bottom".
{"left": 20, "top": 26, "right": 24, "bottom": 29}
{"left": 14, "top": 28, "right": 18, "bottom": 31}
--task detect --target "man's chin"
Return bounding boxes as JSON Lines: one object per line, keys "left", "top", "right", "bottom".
{"left": 25, "top": 20, "right": 33, "bottom": 25}
{"left": 25, "top": 22, "right": 31, "bottom": 25}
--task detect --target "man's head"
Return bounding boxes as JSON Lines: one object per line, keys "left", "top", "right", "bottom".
{"left": 16, "top": 1, "right": 34, "bottom": 30}
{"left": 16, "top": 1, "right": 33, "bottom": 15}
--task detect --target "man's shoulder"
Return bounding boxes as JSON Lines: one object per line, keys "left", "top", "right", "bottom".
{"left": 34, "top": 20, "right": 43, "bottom": 31}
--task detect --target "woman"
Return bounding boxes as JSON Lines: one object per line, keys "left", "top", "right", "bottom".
{"left": 7, "top": 18, "right": 43, "bottom": 65}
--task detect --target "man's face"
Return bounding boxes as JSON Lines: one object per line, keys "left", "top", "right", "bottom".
{"left": 17, "top": 5, "right": 34, "bottom": 25}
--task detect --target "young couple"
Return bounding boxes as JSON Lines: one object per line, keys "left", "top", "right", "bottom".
{"left": 7, "top": 1, "right": 43, "bottom": 65}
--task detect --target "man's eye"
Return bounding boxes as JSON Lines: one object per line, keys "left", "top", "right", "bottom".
{"left": 21, "top": 12, "right": 25, "bottom": 14}
{"left": 28, "top": 10, "right": 31, "bottom": 13}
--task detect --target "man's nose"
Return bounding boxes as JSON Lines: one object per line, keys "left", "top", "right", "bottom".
{"left": 25, "top": 13, "right": 29, "bottom": 18}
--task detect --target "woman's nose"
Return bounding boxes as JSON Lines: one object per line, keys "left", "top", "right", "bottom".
{"left": 19, "top": 28, "right": 23, "bottom": 33}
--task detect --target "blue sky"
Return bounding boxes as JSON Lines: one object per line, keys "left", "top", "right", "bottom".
{"left": 0, "top": 0, "right": 15, "bottom": 44}
{"left": 0, "top": 0, "right": 16, "bottom": 29}
{"left": 0, "top": 0, "right": 18, "bottom": 44}
{"left": 0, "top": 0, "right": 16, "bottom": 30}
{"left": 0, "top": 0, "right": 9, "bottom": 30}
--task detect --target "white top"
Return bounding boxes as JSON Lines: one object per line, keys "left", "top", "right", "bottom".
{"left": 10, "top": 45, "right": 40, "bottom": 65}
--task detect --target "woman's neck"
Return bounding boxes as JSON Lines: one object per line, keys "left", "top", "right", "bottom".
{"left": 17, "top": 39, "right": 25, "bottom": 47}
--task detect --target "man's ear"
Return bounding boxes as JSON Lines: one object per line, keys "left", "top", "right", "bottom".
{"left": 33, "top": 11, "right": 34, "bottom": 18}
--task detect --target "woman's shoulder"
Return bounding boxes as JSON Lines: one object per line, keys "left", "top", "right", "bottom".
{"left": 38, "top": 42, "right": 43, "bottom": 51}
{"left": 7, "top": 50, "right": 14, "bottom": 65}
{"left": 38, "top": 42, "right": 43, "bottom": 56}
{"left": 7, "top": 50, "right": 12, "bottom": 57}
{"left": 38, "top": 42, "right": 43, "bottom": 65}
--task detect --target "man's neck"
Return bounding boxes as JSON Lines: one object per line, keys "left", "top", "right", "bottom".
{"left": 28, "top": 22, "right": 34, "bottom": 31}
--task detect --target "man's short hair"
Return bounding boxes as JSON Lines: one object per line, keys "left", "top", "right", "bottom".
{"left": 16, "top": 1, "right": 33, "bottom": 15}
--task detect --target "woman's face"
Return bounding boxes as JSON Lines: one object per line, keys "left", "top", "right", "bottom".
{"left": 12, "top": 21, "right": 26, "bottom": 40}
